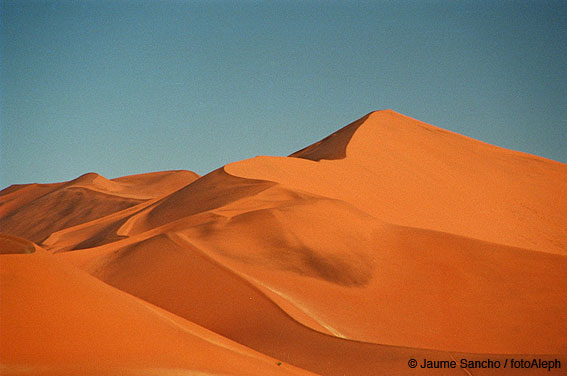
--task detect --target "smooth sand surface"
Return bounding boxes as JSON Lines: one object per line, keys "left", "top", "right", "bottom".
{"left": 0, "top": 236, "right": 316, "bottom": 376}
{"left": 227, "top": 111, "right": 566, "bottom": 255}
{"left": 1, "top": 110, "right": 566, "bottom": 375}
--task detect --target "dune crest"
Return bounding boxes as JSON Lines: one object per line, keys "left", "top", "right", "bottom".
{"left": 226, "top": 110, "right": 567, "bottom": 255}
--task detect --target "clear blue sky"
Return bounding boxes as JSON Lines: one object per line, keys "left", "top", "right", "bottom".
{"left": 1, "top": 0, "right": 566, "bottom": 188}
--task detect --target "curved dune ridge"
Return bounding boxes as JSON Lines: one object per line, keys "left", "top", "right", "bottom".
{"left": 1, "top": 110, "right": 566, "bottom": 375}
{"left": 226, "top": 110, "right": 567, "bottom": 255}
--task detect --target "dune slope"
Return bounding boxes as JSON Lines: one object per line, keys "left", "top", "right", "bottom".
{"left": 0, "top": 235, "right": 316, "bottom": 376}
{"left": 227, "top": 110, "right": 567, "bottom": 255}
{"left": 0, "top": 170, "right": 198, "bottom": 244}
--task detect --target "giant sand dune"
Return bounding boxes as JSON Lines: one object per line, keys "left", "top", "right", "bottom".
{"left": 1, "top": 110, "right": 566, "bottom": 375}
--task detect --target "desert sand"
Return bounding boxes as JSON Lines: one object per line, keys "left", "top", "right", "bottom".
{"left": 1, "top": 110, "right": 566, "bottom": 375}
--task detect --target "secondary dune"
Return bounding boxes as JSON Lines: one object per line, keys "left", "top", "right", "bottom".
{"left": 0, "top": 181, "right": 63, "bottom": 219}
{"left": 0, "top": 170, "right": 198, "bottom": 244}
{"left": 0, "top": 241, "right": 316, "bottom": 376}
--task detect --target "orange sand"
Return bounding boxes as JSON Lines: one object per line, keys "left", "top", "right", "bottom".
{"left": 1, "top": 111, "right": 566, "bottom": 375}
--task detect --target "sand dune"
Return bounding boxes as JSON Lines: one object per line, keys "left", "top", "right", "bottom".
{"left": 227, "top": 110, "right": 567, "bottom": 255}
{"left": 0, "top": 181, "right": 63, "bottom": 219}
{"left": 0, "top": 235, "right": 316, "bottom": 376}
{"left": 0, "top": 170, "right": 197, "bottom": 244}
{"left": 1, "top": 110, "right": 566, "bottom": 375}
{"left": 58, "top": 195, "right": 567, "bottom": 354}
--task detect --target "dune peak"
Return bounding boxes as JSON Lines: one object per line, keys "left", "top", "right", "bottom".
{"left": 72, "top": 172, "right": 106, "bottom": 184}
{"left": 289, "top": 113, "right": 371, "bottom": 161}
{"left": 289, "top": 109, "right": 415, "bottom": 162}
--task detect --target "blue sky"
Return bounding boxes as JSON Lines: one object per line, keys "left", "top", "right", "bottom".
{"left": 1, "top": 0, "right": 566, "bottom": 188}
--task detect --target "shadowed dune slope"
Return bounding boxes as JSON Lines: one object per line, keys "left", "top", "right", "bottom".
{"left": 111, "top": 168, "right": 276, "bottom": 237}
{"left": 0, "top": 182, "right": 63, "bottom": 219}
{"left": 0, "top": 187, "right": 144, "bottom": 243}
{"left": 40, "top": 199, "right": 158, "bottom": 252}
{"left": 0, "top": 170, "right": 198, "bottom": 244}
{"left": 0, "top": 244, "right": 317, "bottom": 376}
{"left": 0, "top": 234, "right": 35, "bottom": 254}
{"left": 41, "top": 169, "right": 278, "bottom": 252}
{"left": 289, "top": 113, "right": 370, "bottom": 161}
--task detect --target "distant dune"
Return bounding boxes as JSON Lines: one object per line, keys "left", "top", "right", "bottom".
{"left": 1, "top": 111, "right": 566, "bottom": 375}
